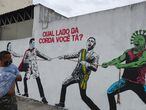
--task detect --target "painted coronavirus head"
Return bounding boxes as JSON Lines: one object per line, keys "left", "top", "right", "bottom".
{"left": 86, "top": 37, "right": 96, "bottom": 51}
{"left": 131, "top": 30, "right": 146, "bottom": 49}
{"left": 29, "top": 38, "right": 35, "bottom": 49}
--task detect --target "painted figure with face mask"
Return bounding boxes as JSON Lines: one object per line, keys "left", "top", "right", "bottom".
{"left": 0, "top": 51, "right": 22, "bottom": 110}
{"left": 19, "top": 38, "right": 51, "bottom": 104}
{"left": 102, "top": 30, "right": 146, "bottom": 110}
{"left": 55, "top": 37, "right": 100, "bottom": 110}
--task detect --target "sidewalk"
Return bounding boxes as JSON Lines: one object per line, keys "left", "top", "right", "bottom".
{"left": 17, "top": 96, "right": 68, "bottom": 110}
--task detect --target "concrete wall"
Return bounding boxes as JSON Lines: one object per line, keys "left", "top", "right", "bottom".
{"left": 0, "top": 20, "right": 33, "bottom": 40}
{"left": 0, "top": 0, "right": 32, "bottom": 15}
{"left": 0, "top": 2, "right": 145, "bottom": 110}
{"left": 32, "top": 4, "right": 67, "bottom": 38}
{"left": 33, "top": 2, "right": 146, "bottom": 110}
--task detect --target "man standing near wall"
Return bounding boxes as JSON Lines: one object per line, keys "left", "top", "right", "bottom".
{"left": 19, "top": 38, "right": 51, "bottom": 104}
{"left": 7, "top": 42, "right": 22, "bottom": 95}
{"left": 55, "top": 37, "right": 100, "bottom": 110}
{"left": 102, "top": 30, "right": 146, "bottom": 110}
{"left": 0, "top": 51, "right": 22, "bottom": 110}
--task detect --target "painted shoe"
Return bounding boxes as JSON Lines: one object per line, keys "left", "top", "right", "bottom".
{"left": 42, "top": 97, "right": 48, "bottom": 104}
{"left": 22, "top": 93, "right": 29, "bottom": 97}
{"left": 55, "top": 103, "right": 65, "bottom": 107}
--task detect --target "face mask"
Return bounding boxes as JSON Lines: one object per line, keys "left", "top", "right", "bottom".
{"left": 29, "top": 41, "right": 35, "bottom": 49}
{"left": 4, "top": 60, "right": 12, "bottom": 67}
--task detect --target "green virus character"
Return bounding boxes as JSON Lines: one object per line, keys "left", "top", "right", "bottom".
{"left": 102, "top": 30, "right": 146, "bottom": 110}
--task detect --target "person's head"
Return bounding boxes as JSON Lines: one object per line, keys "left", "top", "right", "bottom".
{"left": 29, "top": 38, "right": 35, "bottom": 49}
{"left": 131, "top": 30, "right": 146, "bottom": 49}
{"left": 7, "top": 42, "right": 12, "bottom": 51}
{"left": 0, "top": 51, "right": 12, "bottom": 67}
{"left": 86, "top": 37, "right": 96, "bottom": 51}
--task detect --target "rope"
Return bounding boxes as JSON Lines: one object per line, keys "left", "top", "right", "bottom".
{"left": 66, "top": 59, "right": 102, "bottom": 67}
{"left": 117, "top": 69, "right": 121, "bottom": 104}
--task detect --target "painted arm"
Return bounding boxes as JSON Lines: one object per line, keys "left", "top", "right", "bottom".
{"left": 10, "top": 50, "right": 22, "bottom": 57}
{"left": 102, "top": 51, "right": 126, "bottom": 68}
{"left": 61, "top": 51, "right": 80, "bottom": 59}
{"left": 116, "top": 51, "right": 146, "bottom": 69}
{"left": 36, "top": 49, "right": 52, "bottom": 61}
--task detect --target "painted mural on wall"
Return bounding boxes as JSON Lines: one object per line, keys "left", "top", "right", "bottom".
{"left": 0, "top": 29, "right": 146, "bottom": 110}
{"left": 18, "top": 38, "right": 51, "bottom": 104}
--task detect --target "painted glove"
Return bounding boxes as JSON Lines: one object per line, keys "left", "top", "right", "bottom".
{"left": 47, "top": 58, "right": 52, "bottom": 61}
{"left": 102, "top": 63, "right": 109, "bottom": 68}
